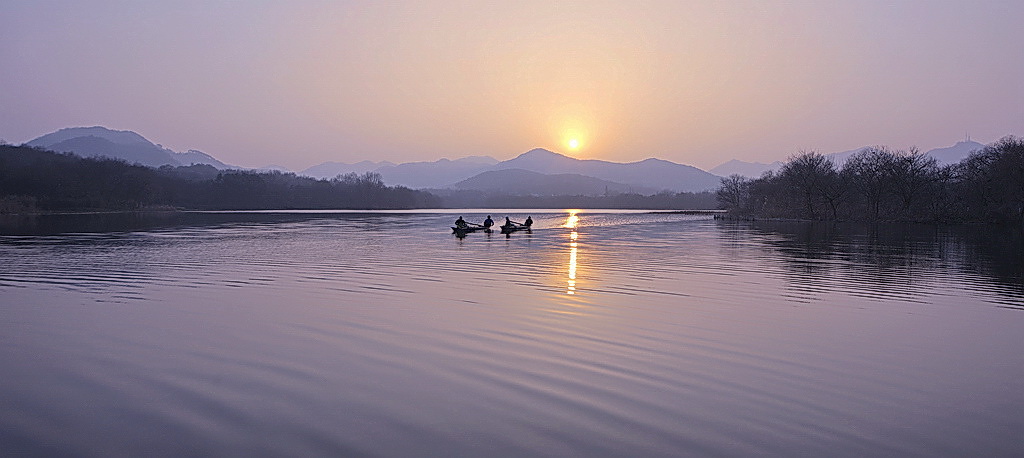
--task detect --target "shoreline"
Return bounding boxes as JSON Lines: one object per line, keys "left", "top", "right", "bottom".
{"left": 2, "top": 207, "right": 722, "bottom": 217}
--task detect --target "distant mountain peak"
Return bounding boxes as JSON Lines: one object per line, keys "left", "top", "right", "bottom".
{"left": 26, "top": 126, "right": 236, "bottom": 170}
{"left": 488, "top": 147, "right": 721, "bottom": 192}
{"left": 516, "top": 148, "right": 566, "bottom": 159}
{"left": 925, "top": 139, "right": 985, "bottom": 165}
{"left": 28, "top": 126, "right": 153, "bottom": 148}
{"left": 638, "top": 157, "right": 673, "bottom": 165}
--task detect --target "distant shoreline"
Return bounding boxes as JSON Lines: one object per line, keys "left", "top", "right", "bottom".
{"left": 1, "top": 208, "right": 723, "bottom": 217}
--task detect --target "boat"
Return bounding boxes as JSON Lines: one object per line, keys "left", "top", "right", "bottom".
{"left": 499, "top": 224, "right": 531, "bottom": 234}
{"left": 452, "top": 225, "right": 492, "bottom": 234}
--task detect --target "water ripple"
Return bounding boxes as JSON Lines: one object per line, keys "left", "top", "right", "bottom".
{"left": 1, "top": 212, "right": 1022, "bottom": 456}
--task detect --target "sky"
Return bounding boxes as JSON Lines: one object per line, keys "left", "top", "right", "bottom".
{"left": 1, "top": 0, "right": 1022, "bottom": 171}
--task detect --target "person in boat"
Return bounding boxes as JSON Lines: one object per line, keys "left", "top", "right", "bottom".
{"left": 455, "top": 216, "right": 468, "bottom": 229}
{"left": 524, "top": 216, "right": 533, "bottom": 228}
{"left": 504, "top": 216, "right": 513, "bottom": 227}
{"left": 483, "top": 215, "right": 494, "bottom": 229}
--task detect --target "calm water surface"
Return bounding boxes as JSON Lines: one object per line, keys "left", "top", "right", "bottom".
{"left": 1, "top": 211, "right": 1022, "bottom": 456}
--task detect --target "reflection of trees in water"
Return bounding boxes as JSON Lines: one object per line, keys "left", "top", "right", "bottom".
{"left": 956, "top": 226, "right": 1024, "bottom": 296}
{"left": 718, "top": 220, "right": 1023, "bottom": 306}
{"left": 0, "top": 212, "right": 204, "bottom": 235}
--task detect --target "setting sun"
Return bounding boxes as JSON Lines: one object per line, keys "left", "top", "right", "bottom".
{"left": 567, "top": 138, "right": 580, "bottom": 150}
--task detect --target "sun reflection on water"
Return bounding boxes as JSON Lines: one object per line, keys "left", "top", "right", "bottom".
{"left": 568, "top": 230, "right": 578, "bottom": 295}
{"left": 565, "top": 210, "right": 580, "bottom": 295}
{"left": 563, "top": 210, "right": 580, "bottom": 229}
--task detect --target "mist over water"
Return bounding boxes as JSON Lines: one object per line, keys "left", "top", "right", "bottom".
{"left": 1, "top": 211, "right": 1022, "bottom": 456}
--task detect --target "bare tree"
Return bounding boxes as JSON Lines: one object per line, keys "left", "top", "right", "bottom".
{"left": 844, "top": 147, "right": 896, "bottom": 220}
{"left": 956, "top": 136, "right": 1024, "bottom": 224}
{"left": 778, "top": 151, "right": 837, "bottom": 219}
{"left": 716, "top": 174, "right": 749, "bottom": 212}
{"left": 886, "top": 147, "right": 940, "bottom": 219}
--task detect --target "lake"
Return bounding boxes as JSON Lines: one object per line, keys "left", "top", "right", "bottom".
{"left": 1, "top": 210, "right": 1022, "bottom": 456}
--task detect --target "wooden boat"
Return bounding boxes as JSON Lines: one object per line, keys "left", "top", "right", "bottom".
{"left": 499, "top": 224, "right": 531, "bottom": 234}
{"left": 452, "top": 225, "right": 492, "bottom": 234}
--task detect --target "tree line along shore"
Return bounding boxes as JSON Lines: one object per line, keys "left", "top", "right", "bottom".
{"left": 0, "top": 144, "right": 716, "bottom": 213}
{"left": 716, "top": 136, "right": 1023, "bottom": 225}
{"left": 3, "top": 137, "right": 1020, "bottom": 223}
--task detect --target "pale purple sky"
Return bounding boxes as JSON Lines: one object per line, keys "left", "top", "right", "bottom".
{"left": 1, "top": 0, "right": 1021, "bottom": 170}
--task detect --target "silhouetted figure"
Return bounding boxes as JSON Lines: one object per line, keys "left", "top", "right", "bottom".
{"left": 525, "top": 216, "right": 533, "bottom": 227}
{"left": 483, "top": 215, "right": 494, "bottom": 229}
{"left": 455, "top": 216, "right": 468, "bottom": 229}
{"left": 501, "top": 216, "right": 528, "bottom": 236}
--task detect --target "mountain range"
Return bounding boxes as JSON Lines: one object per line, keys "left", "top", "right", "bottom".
{"left": 19, "top": 126, "right": 994, "bottom": 195}
{"left": 301, "top": 148, "right": 721, "bottom": 193}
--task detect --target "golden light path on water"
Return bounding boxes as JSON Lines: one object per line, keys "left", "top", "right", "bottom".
{"left": 564, "top": 210, "right": 579, "bottom": 295}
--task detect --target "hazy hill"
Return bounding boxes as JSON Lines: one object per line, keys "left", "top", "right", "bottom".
{"left": 40, "top": 135, "right": 177, "bottom": 168}
{"left": 707, "top": 148, "right": 870, "bottom": 174}
{"left": 375, "top": 156, "right": 498, "bottom": 188}
{"left": 28, "top": 126, "right": 151, "bottom": 147}
{"left": 300, "top": 160, "right": 393, "bottom": 179}
{"left": 820, "top": 140, "right": 984, "bottom": 166}
{"left": 925, "top": 140, "right": 984, "bottom": 165}
{"left": 448, "top": 168, "right": 658, "bottom": 196}
{"left": 176, "top": 150, "right": 232, "bottom": 169}
{"left": 709, "top": 159, "right": 784, "bottom": 178}
{"left": 301, "top": 156, "right": 499, "bottom": 186}
{"left": 352, "top": 148, "right": 720, "bottom": 193}
{"left": 256, "top": 165, "right": 295, "bottom": 173}
{"left": 824, "top": 146, "right": 872, "bottom": 164}
{"left": 491, "top": 148, "right": 721, "bottom": 192}
{"left": 27, "top": 126, "right": 232, "bottom": 169}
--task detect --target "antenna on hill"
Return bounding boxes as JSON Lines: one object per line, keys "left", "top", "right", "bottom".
{"left": 965, "top": 132, "right": 971, "bottom": 142}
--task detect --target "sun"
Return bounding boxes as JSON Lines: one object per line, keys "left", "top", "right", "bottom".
{"left": 567, "top": 138, "right": 580, "bottom": 150}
